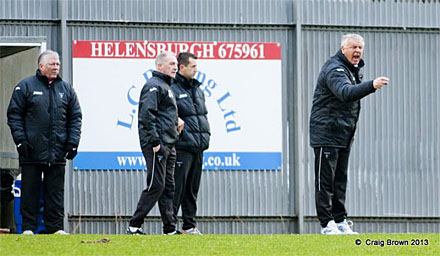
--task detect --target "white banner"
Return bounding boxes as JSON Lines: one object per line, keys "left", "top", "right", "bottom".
{"left": 72, "top": 41, "right": 282, "bottom": 170}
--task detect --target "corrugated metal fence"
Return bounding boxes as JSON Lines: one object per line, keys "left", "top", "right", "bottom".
{"left": 1, "top": 0, "right": 439, "bottom": 234}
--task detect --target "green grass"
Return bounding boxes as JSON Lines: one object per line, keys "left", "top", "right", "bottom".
{"left": 0, "top": 233, "right": 438, "bottom": 255}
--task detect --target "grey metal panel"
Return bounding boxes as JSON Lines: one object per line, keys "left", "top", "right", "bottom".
{"left": 69, "top": 217, "right": 440, "bottom": 234}
{"left": 0, "top": 21, "right": 59, "bottom": 51}
{"left": 0, "top": 0, "right": 58, "bottom": 20}
{"left": 68, "top": 217, "right": 294, "bottom": 234}
{"left": 70, "top": 169, "right": 149, "bottom": 216}
{"left": 300, "top": 29, "right": 440, "bottom": 218}
{"left": 67, "top": 0, "right": 293, "bottom": 25}
{"left": 69, "top": 218, "right": 163, "bottom": 234}
{"left": 198, "top": 170, "right": 288, "bottom": 216}
{"left": 302, "top": 0, "right": 440, "bottom": 28}
{"left": 68, "top": 165, "right": 289, "bottom": 217}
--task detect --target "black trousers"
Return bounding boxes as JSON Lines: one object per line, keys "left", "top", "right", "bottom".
{"left": 173, "top": 150, "right": 203, "bottom": 230}
{"left": 21, "top": 164, "right": 65, "bottom": 233}
{"left": 129, "top": 144, "right": 177, "bottom": 234}
{"left": 313, "top": 147, "right": 350, "bottom": 227}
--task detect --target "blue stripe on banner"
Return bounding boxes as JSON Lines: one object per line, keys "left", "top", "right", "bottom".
{"left": 202, "top": 152, "right": 281, "bottom": 170}
{"left": 73, "top": 152, "right": 281, "bottom": 170}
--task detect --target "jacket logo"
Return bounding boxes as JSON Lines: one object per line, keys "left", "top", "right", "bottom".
{"left": 149, "top": 87, "right": 157, "bottom": 92}
{"left": 59, "top": 92, "right": 64, "bottom": 99}
{"left": 324, "top": 151, "right": 331, "bottom": 159}
{"left": 179, "top": 93, "right": 188, "bottom": 99}
{"left": 168, "top": 89, "right": 174, "bottom": 98}
{"left": 15, "top": 86, "right": 21, "bottom": 91}
{"left": 336, "top": 68, "right": 345, "bottom": 72}
{"left": 33, "top": 91, "right": 43, "bottom": 95}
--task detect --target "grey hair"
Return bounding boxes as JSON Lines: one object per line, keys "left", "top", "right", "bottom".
{"left": 38, "top": 50, "right": 59, "bottom": 66}
{"left": 341, "top": 34, "right": 364, "bottom": 47}
{"left": 155, "top": 51, "right": 175, "bottom": 68}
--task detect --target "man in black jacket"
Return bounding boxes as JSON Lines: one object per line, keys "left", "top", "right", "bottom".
{"left": 309, "top": 34, "right": 389, "bottom": 235}
{"left": 7, "top": 50, "right": 82, "bottom": 235}
{"left": 171, "top": 52, "right": 210, "bottom": 235}
{"left": 126, "top": 51, "right": 184, "bottom": 235}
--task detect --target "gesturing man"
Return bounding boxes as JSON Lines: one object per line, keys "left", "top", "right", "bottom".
{"left": 309, "top": 34, "right": 389, "bottom": 235}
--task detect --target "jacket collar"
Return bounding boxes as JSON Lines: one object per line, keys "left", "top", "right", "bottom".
{"left": 336, "top": 49, "right": 365, "bottom": 72}
{"left": 152, "top": 70, "right": 173, "bottom": 85}
{"left": 36, "top": 69, "right": 62, "bottom": 85}
{"left": 175, "top": 72, "right": 201, "bottom": 89}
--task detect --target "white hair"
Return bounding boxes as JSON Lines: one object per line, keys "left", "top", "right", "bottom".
{"left": 341, "top": 34, "right": 364, "bottom": 47}
{"left": 38, "top": 50, "right": 59, "bottom": 66}
{"left": 155, "top": 51, "right": 175, "bottom": 68}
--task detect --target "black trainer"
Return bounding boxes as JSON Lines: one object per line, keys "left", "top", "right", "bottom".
{"left": 126, "top": 227, "right": 146, "bottom": 235}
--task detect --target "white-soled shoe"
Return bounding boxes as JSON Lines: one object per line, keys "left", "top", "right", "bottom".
{"left": 54, "top": 230, "right": 69, "bottom": 235}
{"left": 320, "top": 220, "right": 342, "bottom": 235}
{"left": 165, "top": 230, "right": 182, "bottom": 235}
{"left": 126, "top": 226, "right": 146, "bottom": 235}
{"left": 182, "top": 227, "right": 202, "bottom": 235}
{"left": 337, "top": 219, "right": 359, "bottom": 235}
{"left": 22, "top": 230, "right": 34, "bottom": 235}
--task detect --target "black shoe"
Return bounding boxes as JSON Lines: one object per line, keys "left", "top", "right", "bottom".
{"left": 165, "top": 230, "right": 182, "bottom": 235}
{"left": 126, "top": 227, "right": 146, "bottom": 235}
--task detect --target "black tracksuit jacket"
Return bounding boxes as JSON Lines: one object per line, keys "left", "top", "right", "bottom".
{"left": 309, "top": 50, "right": 376, "bottom": 148}
{"left": 138, "top": 71, "right": 179, "bottom": 149}
{"left": 7, "top": 69, "right": 82, "bottom": 165}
